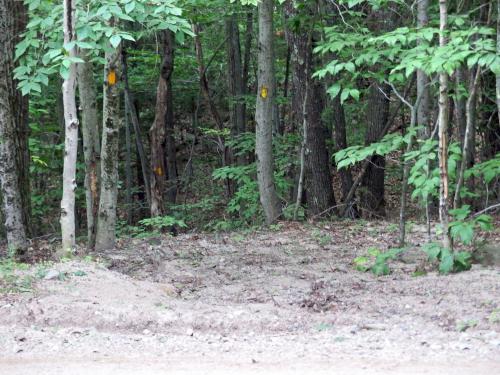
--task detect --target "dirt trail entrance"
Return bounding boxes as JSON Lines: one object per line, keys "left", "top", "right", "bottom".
{"left": 1, "top": 222, "right": 499, "bottom": 373}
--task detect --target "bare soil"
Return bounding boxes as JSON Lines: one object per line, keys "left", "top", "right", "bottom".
{"left": 1, "top": 221, "right": 499, "bottom": 374}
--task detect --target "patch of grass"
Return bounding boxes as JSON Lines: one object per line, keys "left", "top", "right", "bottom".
{"left": 0, "top": 259, "right": 34, "bottom": 293}
{"left": 456, "top": 319, "right": 478, "bottom": 332}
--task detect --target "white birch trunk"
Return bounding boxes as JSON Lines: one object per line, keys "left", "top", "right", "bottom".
{"left": 59, "top": 0, "right": 79, "bottom": 256}
{"left": 438, "top": 0, "right": 452, "bottom": 250}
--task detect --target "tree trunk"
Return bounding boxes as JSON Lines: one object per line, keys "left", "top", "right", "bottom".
{"left": 438, "top": 0, "right": 452, "bottom": 250}
{"left": 95, "top": 39, "right": 122, "bottom": 251}
{"left": 332, "top": 94, "right": 356, "bottom": 216}
{"left": 124, "top": 98, "right": 133, "bottom": 224}
{"left": 150, "top": 31, "right": 177, "bottom": 216}
{"left": 360, "top": 83, "right": 390, "bottom": 218}
{"left": 226, "top": 13, "right": 246, "bottom": 166}
{"left": 60, "top": 0, "right": 79, "bottom": 256}
{"left": 123, "top": 53, "right": 151, "bottom": 208}
{"left": 417, "top": 0, "right": 430, "bottom": 136}
{"left": 0, "top": 0, "right": 29, "bottom": 258}
{"left": 77, "top": 51, "right": 100, "bottom": 250}
{"left": 454, "top": 68, "right": 481, "bottom": 209}
{"left": 256, "top": 0, "right": 281, "bottom": 224}
{"left": 497, "top": 0, "right": 500, "bottom": 127}
{"left": 284, "top": 1, "right": 335, "bottom": 216}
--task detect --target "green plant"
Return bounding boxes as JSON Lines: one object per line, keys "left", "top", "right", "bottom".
{"left": 353, "top": 247, "right": 405, "bottom": 276}
{"left": 449, "top": 205, "right": 493, "bottom": 245}
{"left": 0, "top": 259, "right": 33, "bottom": 293}
{"left": 422, "top": 243, "right": 472, "bottom": 274}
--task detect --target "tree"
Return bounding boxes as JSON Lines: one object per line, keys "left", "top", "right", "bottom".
{"left": 0, "top": 0, "right": 29, "bottom": 258}
{"left": 255, "top": 0, "right": 281, "bottom": 224}
{"left": 77, "top": 50, "right": 101, "bottom": 250}
{"left": 150, "top": 30, "right": 177, "bottom": 217}
{"left": 284, "top": 0, "right": 336, "bottom": 216}
{"left": 59, "top": 0, "right": 79, "bottom": 256}
{"left": 95, "top": 35, "right": 122, "bottom": 251}
{"left": 438, "top": 0, "right": 452, "bottom": 250}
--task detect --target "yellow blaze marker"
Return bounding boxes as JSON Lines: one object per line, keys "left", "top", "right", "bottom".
{"left": 107, "top": 69, "right": 116, "bottom": 86}
{"left": 260, "top": 86, "right": 268, "bottom": 99}
{"left": 154, "top": 166, "right": 164, "bottom": 176}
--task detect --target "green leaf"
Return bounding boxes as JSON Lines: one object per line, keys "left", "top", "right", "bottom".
{"left": 109, "top": 35, "right": 122, "bottom": 48}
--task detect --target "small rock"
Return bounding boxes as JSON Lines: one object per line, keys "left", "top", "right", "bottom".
{"left": 44, "top": 270, "right": 60, "bottom": 280}
{"left": 186, "top": 328, "right": 194, "bottom": 336}
{"left": 142, "top": 329, "right": 151, "bottom": 335}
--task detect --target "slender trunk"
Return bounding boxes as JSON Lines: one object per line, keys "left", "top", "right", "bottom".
{"left": 455, "top": 66, "right": 467, "bottom": 146}
{"left": 454, "top": 68, "right": 481, "bottom": 209}
{"left": 124, "top": 98, "right": 133, "bottom": 224}
{"left": 150, "top": 31, "right": 177, "bottom": 216}
{"left": 332, "top": 94, "right": 356, "bottom": 216}
{"left": 496, "top": 0, "right": 500, "bottom": 127}
{"left": 226, "top": 13, "right": 246, "bottom": 169}
{"left": 123, "top": 53, "right": 151, "bottom": 207}
{"left": 438, "top": 0, "right": 452, "bottom": 250}
{"left": 193, "top": 23, "right": 231, "bottom": 195}
{"left": 0, "top": 0, "right": 29, "bottom": 258}
{"left": 256, "top": 0, "right": 281, "bottom": 224}
{"left": 95, "top": 38, "right": 122, "bottom": 251}
{"left": 242, "top": 8, "right": 254, "bottom": 104}
{"left": 60, "top": 0, "right": 79, "bottom": 256}
{"left": 77, "top": 51, "right": 100, "bottom": 250}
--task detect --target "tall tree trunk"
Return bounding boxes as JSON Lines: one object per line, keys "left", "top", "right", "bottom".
{"left": 192, "top": 23, "right": 229, "bottom": 183}
{"left": 285, "top": 1, "right": 335, "bottom": 216}
{"left": 123, "top": 53, "right": 151, "bottom": 208}
{"left": 60, "top": 0, "right": 79, "bottom": 256}
{"left": 332, "top": 94, "right": 356, "bottom": 216}
{"left": 150, "top": 31, "right": 177, "bottom": 216}
{"left": 124, "top": 98, "right": 133, "bottom": 224}
{"left": 256, "top": 0, "right": 281, "bottom": 224}
{"left": 0, "top": 0, "right": 29, "bottom": 258}
{"left": 496, "top": 0, "right": 500, "bottom": 127}
{"left": 438, "top": 0, "right": 452, "bottom": 250}
{"left": 95, "top": 39, "right": 122, "bottom": 251}
{"left": 417, "top": 0, "right": 430, "bottom": 136}
{"left": 77, "top": 51, "right": 100, "bottom": 250}
{"left": 360, "top": 83, "right": 390, "bottom": 217}
{"left": 226, "top": 13, "right": 246, "bottom": 166}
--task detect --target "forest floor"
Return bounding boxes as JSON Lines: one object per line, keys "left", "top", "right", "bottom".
{"left": 0, "top": 221, "right": 499, "bottom": 374}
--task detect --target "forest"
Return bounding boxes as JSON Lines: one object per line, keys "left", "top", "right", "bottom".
{"left": 0, "top": 0, "right": 499, "bottom": 373}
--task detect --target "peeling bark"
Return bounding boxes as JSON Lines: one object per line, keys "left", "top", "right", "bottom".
{"left": 60, "top": 0, "right": 79, "bottom": 256}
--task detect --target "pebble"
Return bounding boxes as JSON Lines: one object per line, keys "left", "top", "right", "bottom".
{"left": 186, "top": 328, "right": 194, "bottom": 336}
{"left": 44, "top": 270, "right": 60, "bottom": 280}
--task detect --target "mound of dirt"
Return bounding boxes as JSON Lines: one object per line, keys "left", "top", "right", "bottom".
{"left": 1, "top": 222, "right": 499, "bottom": 373}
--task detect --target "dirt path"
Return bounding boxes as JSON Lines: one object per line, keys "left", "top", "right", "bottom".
{"left": 1, "top": 356, "right": 498, "bottom": 375}
{"left": 1, "top": 222, "right": 499, "bottom": 373}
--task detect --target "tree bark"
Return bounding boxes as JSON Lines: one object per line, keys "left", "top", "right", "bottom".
{"left": 256, "top": 0, "right": 281, "bottom": 224}
{"left": 0, "top": 0, "right": 29, "bottom": 257}
{"left": 77, "top": 51, "right": 100, "bottom": 250}
{"left": 60, "top": 0, "right": 79, "bottom": 256}
{"left": 122, "top": 53, "right": 151, "bottom": 208}
{"left": 226, "top": 13, "right": 246, "bottom": 166}
{"left": 360, "top": 83, "right": 391, "bottom": 217}
{"left": 454, "top": 68, "right": 481, "bottom": 209}
{"left": 496, "top": 0, "right": 500, "bottom": 127}
{"left": 438, "top": 0, "right": 452, "bottom": 250}
{"left": 150, "top": 31, "right": 177, "bottom": 217}
{"left": 95, "top": 38, "right": 122, "bottom": 251}
{"left": 284, "top": 1, "right": 336, "bottom": 216}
